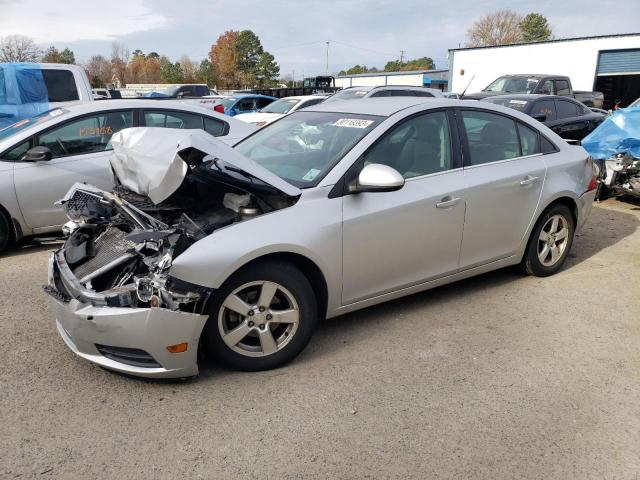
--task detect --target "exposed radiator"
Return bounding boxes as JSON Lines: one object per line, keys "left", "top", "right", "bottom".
{"left": 72, "top": 227, "right": 136, "bottom": 280}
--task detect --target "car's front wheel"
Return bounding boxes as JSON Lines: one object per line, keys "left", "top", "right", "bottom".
{"left": 202, "top": 262, "right": 317, "bottom": 371}
{"left": 0, "top": 211, "right": 11, "bottom": 253}
{"left": 523, "top": 203, "right": 575, "bottom": 277}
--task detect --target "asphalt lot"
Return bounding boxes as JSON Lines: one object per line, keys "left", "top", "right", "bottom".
{"left": 1, "top": 198, "right": 639, "bottom": 479}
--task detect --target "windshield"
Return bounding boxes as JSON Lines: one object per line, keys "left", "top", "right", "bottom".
{"left": 0, "top": 108, "right": 67, "bottom": 141}
{"left": 261, "top": 98, "right": 300, "bottom": 114}
{"left": 484, "top": 76, "right": 540, "bottom": 94}
{"left": 484, "top": 97, "right": 529, "bottom": 112}
{"left": 324, "top": 87, "right": 372, "bottom": 103}
{"left": 235, "top": 111, "right": 383, "bottom": 187}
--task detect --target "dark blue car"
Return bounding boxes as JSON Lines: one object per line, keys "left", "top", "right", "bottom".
{"left": 214, "top": 94, "right": 277, "bottom": 117}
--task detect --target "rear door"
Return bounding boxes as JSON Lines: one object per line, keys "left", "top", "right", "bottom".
{"left": 13, "top": 110, "right": 134, "bottom": 229}
{"left": 553, "top": 99, "right": 591, "bottom": 140}
{"left": 457, "top": 109, "right": 546, "bottom": 269}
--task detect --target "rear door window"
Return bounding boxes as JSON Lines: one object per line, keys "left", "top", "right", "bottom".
{"left": 556, "top": 100, "right": 579, "bottom": 119}
{"left": 143, "top": 110, "right": 203, "bottom": 129}
{"left": 517, "top": 123, "right": 540, "bottom": 156}
{"left": 461, "top": 110, "right": 520, "bottom": 165}
{"left": 369, "top": 90, "right": 390, "bottom": 98}
{"left": 42, "top": 69, "right": 79, "bottom": 102}
{"left": 37, "top": 111, "right": 134, "bottom": 157}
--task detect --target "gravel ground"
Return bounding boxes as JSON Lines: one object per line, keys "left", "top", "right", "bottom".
{"left": 1, "top": 199, "right": 639, "bottom": 479}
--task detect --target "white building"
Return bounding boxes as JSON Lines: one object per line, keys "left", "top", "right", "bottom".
{"left": 448, "top": 33, "right": 640, "bottom": 108}
{"left": 335, "top": 69, "right": 449, "bottom": 91}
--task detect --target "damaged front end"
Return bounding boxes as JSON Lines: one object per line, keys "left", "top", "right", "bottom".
{"left": 45, "top": 128, "right": 300, "bottom": 378}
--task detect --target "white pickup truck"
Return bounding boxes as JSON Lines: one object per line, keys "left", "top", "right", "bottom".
{"left": 0, "top": 63, "right": 94, "bottom": 129}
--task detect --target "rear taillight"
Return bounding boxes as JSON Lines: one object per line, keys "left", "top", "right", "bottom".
{"left": 214, "top": 104, "right": 225, "bottom": 113}
{"left": 587, "top": 176, "right": 598, "bottom": 192}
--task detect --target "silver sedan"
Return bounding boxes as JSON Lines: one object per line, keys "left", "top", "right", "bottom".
{"left": 46, "top": 98, "right": 598, "bottom": 378}
{"left": 0, "top": 100, "right": 256, "bottom": 251}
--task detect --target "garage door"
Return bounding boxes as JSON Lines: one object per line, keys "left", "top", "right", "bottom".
{"left": 597, "top": 49, "right": 640, "bottom": 75}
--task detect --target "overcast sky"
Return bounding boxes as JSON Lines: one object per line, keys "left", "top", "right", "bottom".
{"left": 1, "top": 0, "right": 638, "bottom": 78}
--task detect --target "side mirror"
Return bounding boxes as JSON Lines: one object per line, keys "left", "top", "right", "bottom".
{"left": 21, "top": 146, "right": 52, "bottom": 162}
{"left": 531, "top": 113, "right": 547, "bottom": 122}
{"left": 349, "top": 163, "right": 405, "bottom": 193}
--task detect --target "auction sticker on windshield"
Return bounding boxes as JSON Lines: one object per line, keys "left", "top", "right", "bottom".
{"left": 302, "top": 168, "right": 321, "bottom": 181}
{"left": 333, "top": 119, "right": 374, "bottom": 128}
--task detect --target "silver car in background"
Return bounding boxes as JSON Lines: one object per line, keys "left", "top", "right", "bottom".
{"left": 0, "top": 100, "right": 256, "bottom": 251}
{"left": 45, "top": 98, "right": 598, "bottom": 378}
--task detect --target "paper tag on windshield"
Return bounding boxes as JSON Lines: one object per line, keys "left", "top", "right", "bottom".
{"left": 509, "top": 100, "right": 527, "bottom": 105}
{"left": 333, "top": 118, "right": 374, "bottom": 129}
{"left": 303, "top": 168, "right": 321, "bottom": 181}
{"left": 49, "top": 109, "right": 64, "bottom": 117}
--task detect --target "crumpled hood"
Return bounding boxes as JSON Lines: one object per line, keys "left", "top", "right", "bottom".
{"left": 110, "top": 127, "right": 301, "bottom": 204}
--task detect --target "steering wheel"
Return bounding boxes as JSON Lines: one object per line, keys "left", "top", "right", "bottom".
{"left": 56, "top": 138, "right": 69, "bottom": 155}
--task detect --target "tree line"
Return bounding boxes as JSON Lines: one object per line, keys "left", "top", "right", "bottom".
{"left": 337, "top": 11, "right": 552, "bottom": 76}
{"left": 0, "top": 30, "right": 280, "bottom": 89}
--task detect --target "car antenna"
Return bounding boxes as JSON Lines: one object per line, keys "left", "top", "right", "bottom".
{"left": 460, "top": 74, "right": 475, "bottom": 97}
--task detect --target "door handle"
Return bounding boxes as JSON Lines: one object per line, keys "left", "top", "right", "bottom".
{"left": 435, "top": 196, "right": 461, "bottom": 208}
{"left": 520, "top": 175, "right": 539, "bottom": 186}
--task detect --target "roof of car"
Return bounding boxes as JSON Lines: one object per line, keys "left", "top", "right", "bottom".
{"left": 306, "top": 97, "right": 484, "bottom": 116}
{"left": 229, "top": 94, "right": 278, "bottom": 100}
{"left": 43, "top": 99, "right": 226, "bottom": 116}
{"left": 496, "top": 74, "right": 567, "bottom": 79}
{"left": 482, "top": 94, "right": 581, "bottom": 103}
{"left": 280, "top": 95, "right": 329, "bottom": 100}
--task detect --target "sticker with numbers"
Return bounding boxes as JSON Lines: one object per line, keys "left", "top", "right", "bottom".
{"left": 333, "top": 118, "right": 374, "bottom": 129}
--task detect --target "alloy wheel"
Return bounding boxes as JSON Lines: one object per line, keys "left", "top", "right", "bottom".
{"left": 218, "top": 281, "right": 300, "bottom": 357}
{"left": 537, "top": 214, "right": 570, "bottom": 267}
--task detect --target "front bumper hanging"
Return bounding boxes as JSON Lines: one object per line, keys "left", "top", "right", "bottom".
{"left": 45, "top": 252, "right": 208, "bottom": 379}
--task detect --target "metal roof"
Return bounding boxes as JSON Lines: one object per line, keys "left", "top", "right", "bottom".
{"left": 306, "top": 97, "right": 489, "bottom": 116}
{"left": 335, "top": 69, "right": 448, "bottom": 79}
{"left": 449, "top": 32, "right": 640, "bottom": 53}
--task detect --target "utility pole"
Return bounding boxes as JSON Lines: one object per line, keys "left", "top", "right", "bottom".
{"left": 292, "top": 70, "right": 295, "bottom": 87}
{"left": 325, "top": 41, "right": 330, "bottom": 74}
{"left": 400, "top": 50, "right": 406, "bottom": 65}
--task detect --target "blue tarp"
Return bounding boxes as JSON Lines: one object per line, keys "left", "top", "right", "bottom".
{"left": 0, "top": 63, "right": 50, "bottom": 130}
{"left": 582, "top": 108, "right": 640, "bottom": 160}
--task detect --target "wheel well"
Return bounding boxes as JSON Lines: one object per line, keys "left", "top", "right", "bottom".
{"left": 240, "top": 252, "right": 328, "bottom": 320}
{"left": 547, "top": 197, "right": 578, "bottom": 226}
{"left": 522, "top": 196, "right": 578, "bottom": 263}
{"left": 0, "top": 203, "right": 17, "bottom": 244}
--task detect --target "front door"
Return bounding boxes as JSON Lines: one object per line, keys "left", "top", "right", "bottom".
{"left": 342, "top": 110, "right": 465, "bottom": 304}
{"left": 13, "top": 110, "right": 133, "bottom": 229}
{"left": 457, "top": 109, "right": 546, "bottom": 268}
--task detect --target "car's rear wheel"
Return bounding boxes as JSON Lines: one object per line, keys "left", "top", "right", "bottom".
{"left": 0, "top": 211, "right": 11, "bottom": 253}
{"left": 523, "top": 203, "right": 575, "bottom": 277}
{"left": 202, "top": 262, "right": 317, "bottom": 371}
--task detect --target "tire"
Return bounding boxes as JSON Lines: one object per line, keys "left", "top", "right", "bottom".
{"left": 202, "top": 261, "right": 317, "bottom": 371}
{"left": 522, "top": 203, "right": 575, "bottom": 277}
{"left": 0, "top": 211, "right": 11, "bottom": 253}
